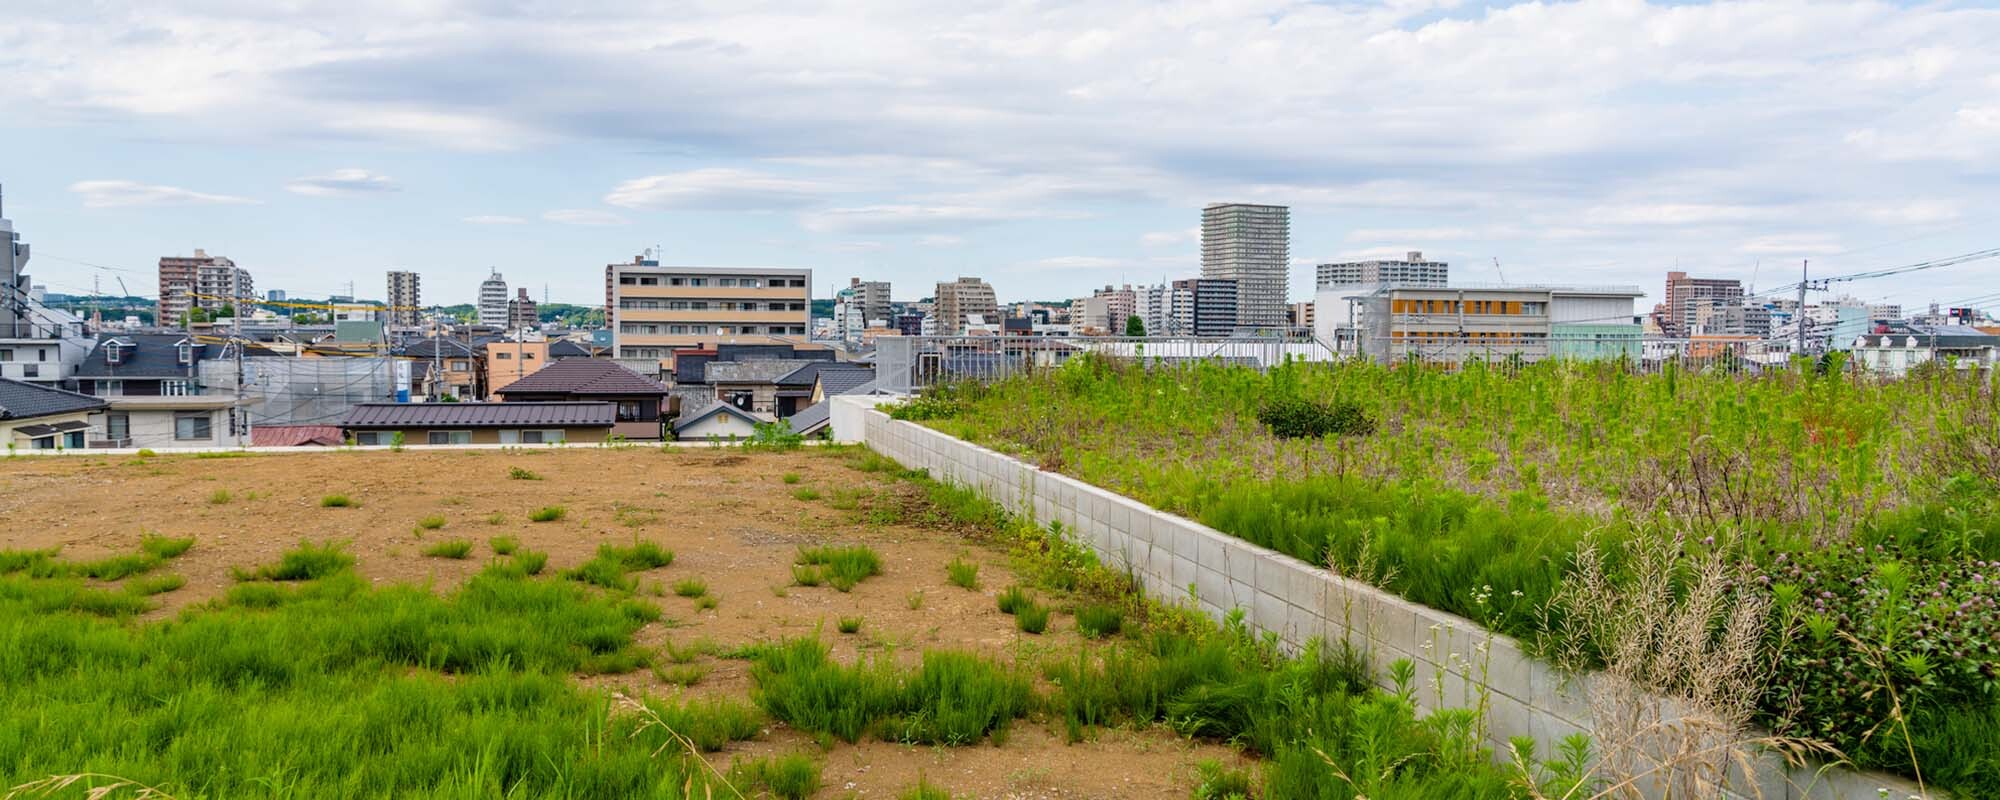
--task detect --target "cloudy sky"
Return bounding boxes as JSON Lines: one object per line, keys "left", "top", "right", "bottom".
{"left": 2, "top": 0, "right": 1996, "bottom": 310}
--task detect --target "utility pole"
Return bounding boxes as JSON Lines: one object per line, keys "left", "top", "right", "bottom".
{"left": 1796, "top": 260, "right": 1807, "bottom": 356}
{"left": 233, "top": 330, "right": 246, "bottom": 448}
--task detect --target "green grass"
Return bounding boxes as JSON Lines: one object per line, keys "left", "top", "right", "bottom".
{"left": 527, "top": 505, "right": 566, "bottom": 522}
{"left": 1014, "top": 602, "right": 1050, "bottom": 634}
{"left": 421, "top": 539, "right": 474, "bottom": 559}
{"left": 653, "top": 662, "right": 711, "bottom": 687}
{"left": 417, "top": 515, "right": 447, "bottom": 530}
{"left": 728, "top": 753, "right": 821, "bottom": 800}
{"left": 140, "top": 534, "right": 195, "bottom": 560}
{"left": 233, "top": 540, "right": 355, "bottom": 582}
{"left": 795, "top": 545, "right": 882, "bottom": 592}
{"left": 791, "top": 487, "right": 821, "bottom": 501}
{"left": 508, "top": 466, "right": 542, "bottom": 480}
{"left": 66, "top": 553, "right": 161, "bottom": 581}
{"left": 694, "top": 595, "right": 718, "bottom": 611}
{"left": 484, "top": 511, "right": 506, "bottom": 525}
{"left": 1075, "top": 604, "right": 1123, "bottom": 638}
{"left": 744, "top": 638, "right": 1032, "bottom": 746}
{"left": 945, "top": 558, "right": 979, "bottom": 590}
{"left": 782, "top": 472, "right": 802, "bottom": 484}
{"left": 899, "top": 778, "right": 956, "bottom": 800}
{"left": 642, "top": 694, "right": 763, "bottom": 752}
{"left": 208, "top": 488, "right": 233, "bottom": 504}
{"left": 560, "top": 541, "right": 671, "bottom": 591}
{"left": 489, "top": 536, "right": 520, "bottom": 555}
{"left": 319, "top": 493, "right": 356, "bottom": 508}
{"left": 906, "top": 590, "right": 924, "bottom": 610}
{"left": 995, "top": 585, "right": 1031, "bottom": 615}
{"left": 511, "top": 550, "right": 549, "bottom": 576}
{"left": 837, "top": 616, "right": 863, "bottom": 634}
{"left": 124, "top": 573, "right": 186, "bottom": 596}
{"left": 791, "top": 564, "right": 823, "bottom": 587}
{"left": 672, "top": 578, "right": 708, "bottom": 598}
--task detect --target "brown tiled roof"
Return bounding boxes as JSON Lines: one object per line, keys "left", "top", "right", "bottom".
{"left": 493, "top": 358, "right": 669, "bottom": 397}
{"left": 342, "top": 401, "right": 615, "bottom": 429}
{"left": 251, "top": 425, "right": 346, "bottom": 447}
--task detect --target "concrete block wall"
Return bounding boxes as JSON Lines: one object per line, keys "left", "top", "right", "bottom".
{"left": 833, "top": 396, "right": 1935, "bottom": 800}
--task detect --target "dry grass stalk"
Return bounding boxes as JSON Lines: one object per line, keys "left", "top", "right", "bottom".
{"left": 612, "top": 691, "right": 743, "bottom": 800}
{"left": 1546, "top": 531, "right": 1830, "bottom": 800}
{"left": 5, "top": 774, "right": 177, "bottom": 800}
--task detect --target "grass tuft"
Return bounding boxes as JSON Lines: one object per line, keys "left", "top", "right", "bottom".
{"left": 416, "top": 515, "right": 447, "bottom": 530}
{"left": 1075, "top": 604, "right": 1123, "bottom": 638}
{"left": 673, "top": 578, "right": 708, "bottom": 598}
{"left": 139, "top": 534, "right": 195, "bottom": 560}
{"left": 996, "top": 585, "right": 1031, "bottom": 615}
{"left": 319, "top": 494, "right": 356, "bottom": 508}
{"left": 837, "top": 616, "right": 863, "bottom": 634}
{"left": 900, "top": 778, "right": 956, "bottom": 800}
{"left": 234, "top": 540, "right": 354, "bottom": 582}
{"left": 507, "top": 466, "right": 541, "bottom": 480}
{"left": 488, "top": 536, "right": 519, "bottom": 555}
{"left": 796, "top": 545, "right": 882, "bottom": 592}
{"left": 124, "top": 573, "right": 185, "bottom": 596}
{"left": 946, "top": 558, "right": 979, "bottom": 590}
{"left": 421, "top": 539, "right": 474, "bottom": 559}
{"left": 1015, "top": 602, "right": 1050, "bottom": 634}
{"left": 527, "top": 505, "right": 566, "bottom": 522}
{"left": 781, "top": 472, "right": 802, "bottom": 484}
{"left": 791, "top": 565, "right": 823, "bottom": 587}
{"left": 791, "top": 487, "right": 821, "bottom": 501}
{"left": 729, "top": 753, "right": 821, "bottom": 800}
{"left": 208, "top": 488, "right": 233, "bottom": 505}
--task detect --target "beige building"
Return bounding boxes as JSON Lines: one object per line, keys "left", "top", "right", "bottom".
{"left": 605, "top": 255, "right": 811, "bottom": 362}
{"left": 933, "top": 277, "right": 998, "bottom": 336}
{"left": 158, "top": 250, "right": 253, "bottom": 325}
{"left": 386, "top": 270, "right": 422, "bottom": 327}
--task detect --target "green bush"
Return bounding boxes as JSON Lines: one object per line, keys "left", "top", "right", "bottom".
{"left": 527, "top": 505, "right": 565, "bottom": 522}
{"left": 1014, "top": 602, "right": 1050, "bottom": 634}
{"left": 782, "top": 472, "right": 802, "bottom": 484}
{"left": 319, "top": 493, "right": 356, "bottom": 508}
{"left": 140, "top": 534, "right": 195, "bottom": 560}
{"left": 507, "top": 466, "right": 541, "bottom": 480}
{"left": 792, "top": 565, "right": 823, "bottom": 587}
{"left": 1255, "top": 396, "right": 1375, "bottom": 439}
{"left": 729, "top": 752, "right": 821, "bottom": 800}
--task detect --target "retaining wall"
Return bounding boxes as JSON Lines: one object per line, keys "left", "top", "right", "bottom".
{"left": 833, "top": 396, "right": 1933, "bottom": 800}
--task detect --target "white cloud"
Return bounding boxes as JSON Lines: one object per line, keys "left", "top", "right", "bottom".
{"left": 286, "top": 168, "right": 398, "bottom": 197}
{"left": 916, "top": 234, "right": 965, "bottom": 247}
{"left": 462, "top": 214, "right": 528, "bottom": 225}
{"left": 1140, "top": 227, "right": 1197, "bottom": 247}
{"left": 69, "top": 180, "right": 256, "bottom": 208}
{"left": 800, "top": 205, "right": 1047, "bottom": 234}
{"left": 605, "top": 168, "right": 838, "bottom": 210}
{"left": 1737, "top": 234, "right": 1845, "bottom": 256}
{"left": 542, "top": 209, "right": 630, "bottom": 226}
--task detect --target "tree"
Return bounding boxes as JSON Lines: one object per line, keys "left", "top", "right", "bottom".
{"left": 1125, "top": 315, "right": 1146, "bottom": 337}
{"left": 186, "top": 307, "right": 210, "bottom": 325}
{"left": 218, "top": 303, "right": 236, "bottom": 318}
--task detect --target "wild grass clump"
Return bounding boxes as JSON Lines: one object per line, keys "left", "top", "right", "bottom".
{"left": 791, "top": 487, "right": 821, "bottom": 501}
{"left": 995, "top": 585, "right": 1031, "bottom": 615}
{"left": 1014, "top": 602, "right": 1050, "bottom": 634}
{"left": 1255, "top": 396, "right": 1375, "bottom": 439}
{"left": 791, "top": 564, "right": 823, "bottom": 587}
{"left": 673, "top": 578, "right": 708, "bottom": 598}
{"left": 694, "top": 595, "right": 718, "bottom": 611}
{"left": 795, "top": 545, "right": 881, "bottom": 592}
{"left": 488, "top": 536, "right": 519, "bottom": 555}
{"left": 421, "top": 539, "right": 474, "bottom": 559}
{"left": 233, "top": 540, "right": 354, "bottom": 582}
{"left": 746, "top": 638, "right": 1031, "bottom": 746}
{"left": 782, "top": 472, "right": 802, "bottom": 484}
{"left": 899, "top": 779, "right": 956, "bottom": 800}
{"left": 728, "top": 753, "right": 821, "bottom": 800}
{"left": 416, "top": 515, "right": 447, "bottom": 530}
{"left": 1075, "top": 604, "right": 1122, "bottom": 638}
{"left": 946, "top": 558, "right": 979, "bottom": 590}
{"left": 837, "top": 616, "right": 863, "bottom": 634}
{"left": 67, "top": 553, "right": 161, "bottom": 581}
{"left": 511, "top": 550, "right": 549, "bottom": 576}
{"left": 507, "top": 466, "right": 541, "bottom": 480}
{"left": 319, "top": 493, "right": 356, "bottom": 508}
{"left": 654, "top": 663, "right": 711, "bottom": 687}
{"left": 208, "top": 488, "right": 233, "bottom": 504}
{"left": 527, "top": 505, "right": 565, "bottom": 522}
{"left": 140, "top": 534, "right": 195, "bottom": 559}
{"left": 125, "top": 573, "right": 185, "bottom": 596}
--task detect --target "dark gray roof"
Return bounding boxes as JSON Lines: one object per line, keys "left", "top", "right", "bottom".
{"left": 0, "top": 378, "right": 110, "bottom": 421}
{"left": 548, "top": 340, "right": 604, "bottom": 358}
{"left": 816, "top": 367, "right": 876, "bottom": 396}
{"left": 399, "top": 338, "right": 476, "bottom": 358}
{"left": 73, "top": 333, "right": 281, "bottom": 379}
{"left": 708, "top": 359, "right": 825, "bottom": 385}
{"left": 776, "top": 361, "right": 874, "bottom": 388}
{"left": 786, "top": 402, "right": 830, "bottom": 435}
{"left": 494, "top": 358, "right": 669, "bottom": 397}
{"left": 342, "top": 401, "right": 616, "bottom": 429}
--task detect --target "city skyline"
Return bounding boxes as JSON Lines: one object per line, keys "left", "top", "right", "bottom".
{"left": 1, "top": 1, "right": 1995, "bottom": 310}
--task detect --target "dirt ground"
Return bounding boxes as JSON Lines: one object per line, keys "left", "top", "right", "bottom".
{"left": 0, "top": 446, "right": 1249, "bottom": 799}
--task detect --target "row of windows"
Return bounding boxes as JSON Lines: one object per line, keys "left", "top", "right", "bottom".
{"left": 1390, "top": 299, "right": 1547, "bottom": 316}
{"left": 353, "top": 429, "right": 567, "bottom": 446}
{"left": 1389, "top": 331, "right": 1551, "bottom": 341}
{"left": 618, "top": 275, "right": 807, "bottom": 288}
{"left": 490, "top": 351, "right": 538, "bottom": 361}
{"left": 620, "top": 324, "right": 807, "bottom": 336}
{"left": 92, "top": 379, "right": 194, "bottom": 396}
{"left": 0, "top": 347, "right": 52, "bottom": 362}
{"left": 619, "top": 299, "right": 807, "bottom": 312}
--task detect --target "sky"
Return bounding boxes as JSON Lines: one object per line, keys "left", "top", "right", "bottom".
{"left": 1, "top": 0, "right": 1997, "bottom": 311}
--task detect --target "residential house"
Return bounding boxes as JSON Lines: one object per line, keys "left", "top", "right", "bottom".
{"left": 401, "top": 337, "right": 479, "bottom": 400}
{"left": 339, "top": 401, "right": 616, "bottom": 445}
{"left": 673, "top": 402, "right": 772, "bottom": 441}
{"left": 492, "top": 358, "right": 671, "bottom": 441}
{"left": 251, "top": 424, "right": 345, "bottom": 447}
{"left": 0, "top": 378, "right": 105, "bottom": 451}
{"left": 72, "top": 333, "right": 213, "bottom": 397}
{"left": 97, "top": 395, "right": 238, "bottom": 449}
{"left": 1852, "top": 324, "right": 2000, "bottom": 377}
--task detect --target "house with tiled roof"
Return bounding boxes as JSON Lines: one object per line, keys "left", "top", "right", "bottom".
{"left": 492, "top": 358, "right": 671, "bottom": 440}
{"left": 0, "top": 378, "right": 106, "bottom": 450}
{"left": 339, "top": 401, "right": 616, "bottom": 446}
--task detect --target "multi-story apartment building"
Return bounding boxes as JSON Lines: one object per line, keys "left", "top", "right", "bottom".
{"left": 1171, "top": 278, "right": 1239, "bottom": 337}
{"left": 157, "top": 250, "right": 252, "bottom": 325}
{"left": 506, "top": 288, "right": 538, "bottom": 330}
{"left": 1201, "top": 203, "right": 1289, "bottom": 329}
{"left": 1139, "top": 284, "right": 1173, "bottom": 336}
{"left": 1, "top": 186, "right": 34, "bottom": 337}
{"left": 1356, "top": 284, "right": 1645, "bottom": 364}
{"left": 1316, "top": 251, "right": 1449, "bottom": 289}
{"left": 385, "top": 271, "right": 422, "bottom": 327}
{"left": 605, "top": 254, "right": 811, "bottom": 362}
{"left": 933, "top": 277, "right": 998, "bottom": 336}
{"left": 1660, "top": 271, "right": 1743, "bottom": 338}
{"left": 833, "top": 278, "right": 892, "bottom": 341}
{"left": 478, "top": 270, "right": 510, "bottom": 327}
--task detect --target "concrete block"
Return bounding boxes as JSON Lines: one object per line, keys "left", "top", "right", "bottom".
{"left": 1194, "top": 566, "right": 1231, "bottom": 611}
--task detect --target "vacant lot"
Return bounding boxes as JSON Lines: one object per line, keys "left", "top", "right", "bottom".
{"left": 0, "top": 446, "right": 1253, "bottom": 799}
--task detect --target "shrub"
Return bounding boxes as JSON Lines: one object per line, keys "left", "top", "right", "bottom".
{"left": 488, "top": 536, "right": 519, "bottom": 555}
{"left": 673, "top": 578, "right": 708, "bottom": 598}
{"left": 796, "top": 545, "right": 882, "bottom": 592}
{"left": 511, "top": 550, "right": 549, "bottom": 576}
{"left": 1255, "top": 396, "right": 1375, "bottom": 439}
{"left": 421, "top": 540, "right": 473, "bottom": 559}
{"left": 1075, "top": 604, "right": 1122, "bottom": 638}
{"left": 946, "top": 558, "right": 979, "bottom": 590}
{"left": 507, "top": 466, "right": 541, "bottom": 480}
{"left": 319, "top": 494, "right": 356, "bottom": 508}
{"left": 1015, "top": 602, "right": 1050, "bottom": 634}
{"left": 837, "top": 616, "right": 863, "bottom": 634}
{"left": 792, "top": 565, "right": 823, "bottom": 587}
{"left": 416, "top": 515, "right": 447, "bottom": 530}
{"left": 527, "top": 506, "right": 565, "bottom": 522}
{"left": 729, "top": 753, "right": 821, "bottom": 800}
{"left": 135, "top": 448, "right": 156, "bottom": 457}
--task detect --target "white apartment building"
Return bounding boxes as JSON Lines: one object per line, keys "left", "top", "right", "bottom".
{"left": 1315, "top": 251, "right": 1448, "bottom": 289}
{"left": 386, "top": 270, "right": 422, "bottom": 327}
{"left": 1201, "top": 203, "right": 1289, "bottom": 329}
{"left": 605, "top": 254, "right": 811, "bottom": 362}
{"left": 478, "top": 270, "right": 510, "bottom": 327}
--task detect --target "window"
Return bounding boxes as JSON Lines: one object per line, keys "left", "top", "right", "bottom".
{"left": 689, "top": 301, "right": 709, "bottom": 310}
{"left": 30, "top": 435, "right": 55, "bottom": 450}
{"left": 174, "top": 412, "right": 213, "bottom": 441}
{"left": 669, "top": 277, "right": 686, "bottom": 287}
{"left": 162, "top": 380, "right": 191, "bottom": 396}
{"left": 521, "top": 429, "right": 565, "bottom": 444}
{"left": 36, "top": 348, "right": 47, "bottom": 361}
{"left": 689, "top": 278, "right": 707, "bottom": 287}
{"left": 522, "top": 352, "right": 536, "bottom": 360}
{"left": 104, "top": 343, "right": 123, "bottom": 364}
{"left": 741, "top": 279, "right": 761, "bottom": 288}
{"left": 718, "top": 278, "right": 736, "bottom": 287}
{"left": 427, "top": 430, "right": 471, "bottom": 445}
{"left": 176, "top": 342, "right": 193, "bottom": 365}
{"left": 617, "top": 400, "right": 641, "bottom": 421}
{"left": 22, "top": 364, "right": 37, "bottom": 378}
{"left": 97, "top": 380, "right": 123, "bottom": 397}
{"left": 106, "top": 413, "right": 129, "bottom": 441}
{"left": 495, "top": 351, "right": 512, "bottom": 360}
{"left": 0, "top": 348, "right": 10, "bottom": 361}
{"left": 64, "top": 431, "right": 85, "bottom": 449}
{"left": 449, "top": 360, "right": 469, "bottom": 371}
{"left": 789, "top": 279, "right": 806, "bottom": 287}
{"left": 354, "top": 431, "right": 384, "bottom": 446}
{"left": 619, "top": 275, "right": 637, "bottom": 285}
{"left": 669, "top": 325, "right": 687, "bottom": 334}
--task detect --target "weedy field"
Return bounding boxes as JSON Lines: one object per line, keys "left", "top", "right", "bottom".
{"left": 911, "top": 355, "right": 2000, "bottom": 797}
{"left": 3, "top": 445, "right": 1558, "bottom": 799}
